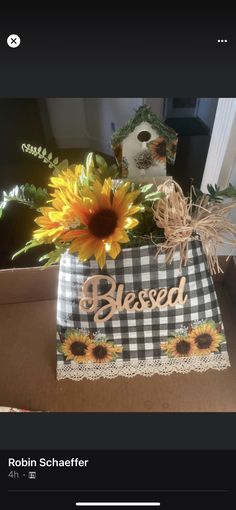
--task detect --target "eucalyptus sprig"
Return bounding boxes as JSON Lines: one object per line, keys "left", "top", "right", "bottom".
{"left": 21, "top": 143, "right": 69, "bottom": 175}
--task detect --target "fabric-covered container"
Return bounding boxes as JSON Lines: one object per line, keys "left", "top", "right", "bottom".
{"left": 56, "top": 240, "right": 230, "bottom": 380}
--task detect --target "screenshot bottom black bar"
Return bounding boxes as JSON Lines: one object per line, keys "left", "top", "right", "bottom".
{"left": 1, "top": 450, "right": 234, "bottom": 509}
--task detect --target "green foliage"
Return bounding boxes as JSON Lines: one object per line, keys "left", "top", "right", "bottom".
{"left": 0, "top": 184, "right": 50, "bottom": 217}
{"left": 207, "top": 183, "right": 236, "bottom": 200}
{"left": 38, "top": 244, "right": 67, "bottom": 268}
{"left": 142, "top": 191, "right": 164, "bottom": 202}
{"left": 21, "top": 143, "right": 68, "bottom": 175}
{"left": 120, "top": 182, "right": 165, "bottom": 247}
{"left": 12, "top": 240, "right": 67, "bottom": 267}
{"left": 133, "top": 183, "right": 165, "bottom": 205}
{"left": 124, "top": 207, "right": 164, "bottom": 248}
{"left": 84, "top": 152, "right": 120, "bottom": 183}
{"left": 193, "top": 183, "right": 236, "bottom": 203}
{"left": 12, "top": 239, "right": 43, "bottom": 260}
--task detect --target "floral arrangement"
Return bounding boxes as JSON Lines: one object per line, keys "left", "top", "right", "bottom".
{"left": 0, "top": 144, "right": 163, "bottom": 269}
{"left": 1, "top": 143, "right": 236, "bottom": 272}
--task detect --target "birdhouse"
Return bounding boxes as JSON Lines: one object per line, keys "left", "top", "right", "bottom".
{"left": 111, "top": 105, "right": 178, "bottom": 183}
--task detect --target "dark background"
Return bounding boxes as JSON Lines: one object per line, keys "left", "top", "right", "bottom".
{"left": 0, "top": 7, "right": 235, "bottom": 96}
{"left": 2, "top": 450, "right": 235, "bottom": 508}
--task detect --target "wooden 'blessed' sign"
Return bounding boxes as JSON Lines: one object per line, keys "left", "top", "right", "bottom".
{"left": 79, "top": 275, "right": 188, "bottom": 323}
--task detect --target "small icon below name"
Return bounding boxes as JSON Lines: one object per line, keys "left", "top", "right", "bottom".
{"left": 217, "top": 39, "right": 228, "bottom": 43}
{"left": 28, "top": 471, "right": 36, "bottom": 479}
{"left": 7, "top": 34, "right": 21, "bottom": 48}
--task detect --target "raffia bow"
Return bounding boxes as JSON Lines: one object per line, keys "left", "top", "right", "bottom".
{"left": 153, "top": 179, "right": 236, "bottom": 274}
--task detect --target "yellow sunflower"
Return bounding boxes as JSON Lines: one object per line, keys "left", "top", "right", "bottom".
{"left": 87, "top": 341, "right": 122, "bottom": 363}
{"left": 148, "top": 137, "right": 166, "bottom": 163}
{"left": 49, "top": 165, "right": 83, "bottom": 193}
{"left": 60, "top": 331, "right": 92, "bottom": 363}
{"left": 161, "top": 335, "right": 196, "bottom": 357}
{"left": 189, "top": 321, "right": 224, "bottom": 355}
{"left": 33, "top": 166, "right": 84, "bottom": 243}
{"left": 60, "top": 178, "right": 141, "bottom": 268}
{"left": 33, "top": 207, "right": 66, "bottom": 243}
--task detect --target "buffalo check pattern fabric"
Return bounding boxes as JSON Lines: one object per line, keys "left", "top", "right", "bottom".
{"left": 56, "top": 240, "right": 230, "bottom": 380}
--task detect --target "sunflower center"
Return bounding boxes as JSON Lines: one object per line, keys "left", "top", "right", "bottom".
{"left": 154, "top": 140, "right": 166, "bottom": 158}
{"left": 92, "top": 345, "right": 108, "bottom": 359}
{"left": 176, "top": 339, "right": 191, "bottom": 355}
{"left": 195, "top": 333, "right": 212, "bottom": 349}
{"left": 88, "top": 209, "right": 118, "bottom": 238}
{"left": 70, "top": 341, "right": 87, "bottom": 356}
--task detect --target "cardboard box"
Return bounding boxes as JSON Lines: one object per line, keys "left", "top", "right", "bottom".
{"left": 0, "top": 260, "right": 236, "bottom": 412}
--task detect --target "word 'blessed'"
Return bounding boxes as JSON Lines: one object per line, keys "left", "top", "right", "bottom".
{"left": 79, "top": 275, "right": 188, "bottom": 323}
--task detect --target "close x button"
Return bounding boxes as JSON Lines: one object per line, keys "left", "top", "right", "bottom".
{"left": 7, "top": 34, "right": 21, "bottom": 48}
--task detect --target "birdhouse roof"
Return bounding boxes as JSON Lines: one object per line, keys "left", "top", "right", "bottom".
{"left": 111, "top": 105, "right": 178, "bottom": 147}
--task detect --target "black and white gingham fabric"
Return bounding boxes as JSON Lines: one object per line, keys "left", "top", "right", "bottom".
{"left": 56, "top": 240, "right": 229, "bottom": 379}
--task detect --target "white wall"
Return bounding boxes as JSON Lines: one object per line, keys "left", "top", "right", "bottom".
{"left": 46, "top": 98, "right": 143, "bottom": 153}
{"left": 145, "top": 98, "right": 164, "bottom": 119}
{"left": 46, "top": 98, "right": 89, "bottom": 148}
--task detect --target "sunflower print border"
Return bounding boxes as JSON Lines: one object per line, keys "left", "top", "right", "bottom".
{"left": 57, "top": 320, "right": 230, "bottom": 381}
{"left": 58, "top": 329, "right": 123, "bottom": 365}
{"left": 161, "top": 320, "right": 225, "bottom": 358}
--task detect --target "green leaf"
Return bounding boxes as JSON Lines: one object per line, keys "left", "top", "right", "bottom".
{"left": 204, "top": 182, "right": 236, "bottom": 202}
{"left": 218, "top": 183, "right": 236, "bottom": 198}
{"left": 38, "top": 245, "right": 66, "bottom": 267}
{"left": 0, "top": 184, "right": 50, "bottom": 217}
{"left": 86, "top": 152, "right": 94, "bottom": 169}
{"left": 53, "top": 159, "right": 69, "bottom": 176}
{"left": 144, "top": 191, "right": 164, "bottom": 201}
{"left": 12, "top": 240, "right": 42, "bottom": 260}
{"left": 85, "top": 152, "right": 95, "bottom": 179}
{"left": 140, "top": 183, "right": 153, "bottom": 193}
{"left": 21, "top": 143, "right": 63, "bottom": 173}
{"left": 95, "top": 154, "right": 108, "bottom": 170}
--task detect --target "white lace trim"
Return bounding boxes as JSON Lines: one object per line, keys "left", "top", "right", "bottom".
{"left": 57, "top": 352, "right": 230, "bottom": 380}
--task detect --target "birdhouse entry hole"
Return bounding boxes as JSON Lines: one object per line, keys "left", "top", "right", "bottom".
{"left": 137, "top": 130, "right": 152, "bottom": 142}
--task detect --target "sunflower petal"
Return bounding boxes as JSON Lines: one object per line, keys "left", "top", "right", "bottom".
{"left": 108, "top": 241, "right": 121, "bottom": 259}
{"left": 94, "top": 242, "right": 106, "bottom": 269}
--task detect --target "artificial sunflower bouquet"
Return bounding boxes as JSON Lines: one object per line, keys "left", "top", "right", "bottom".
{"left": 0, "top": 144, "right": 163, "bottom": 269}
